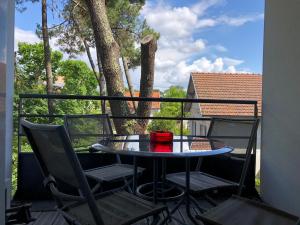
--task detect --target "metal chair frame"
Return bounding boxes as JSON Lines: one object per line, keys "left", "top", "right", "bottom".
{"left": 21, "top": 119, "right": 168, "bottom": 225}
{"left": 64, "top": 114, "right": 113, "bottom": 151}
{"left": 166, "top": 117, "right": 260, "bottom": 197}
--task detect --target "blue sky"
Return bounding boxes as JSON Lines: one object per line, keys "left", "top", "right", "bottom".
{"left": 15, "top": 0, "right": 265, "bottom": 90}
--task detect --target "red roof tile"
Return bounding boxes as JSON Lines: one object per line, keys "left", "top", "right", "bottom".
{"left": 125, "top": 91, "right": 161, "bottom": 110}
{"left": 191, "top": 73, "right": 262, "bottom": 116}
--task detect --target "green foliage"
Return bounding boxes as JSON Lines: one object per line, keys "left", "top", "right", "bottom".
{"left": 12, "top": 42, "right": 101, "bottom": 193}
{"left": 14, "top": 42, "right": 63, "bottom": 130}
{"left": 14, "top": 43, "right": 100, "bottom": 127}
{"left": 16, "top": 42, "right": 63, "bottom": 90}
{"left": 55, "top": 60, "right": 100, "bottom": 115}
{"left": 107, "top": 0, "right": 159, "bottom": 69}
{"left": 59, "top": 60, "right": 97, "bottom": 95}
{"left": 148, "top": 86, "right": 189, "bottom": 135}
{"left": 140, "top": 20, "right": 160, "bottom": 40}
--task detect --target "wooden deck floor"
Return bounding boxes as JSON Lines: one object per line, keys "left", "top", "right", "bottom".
{"left": 26, "top": 198, "right": 214, "bottom": 225}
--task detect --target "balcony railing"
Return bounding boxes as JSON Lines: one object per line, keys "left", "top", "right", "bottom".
{"left": 17, "top": 93, "right": 258, "bottom": 153}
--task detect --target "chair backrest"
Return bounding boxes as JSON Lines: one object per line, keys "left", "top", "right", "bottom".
{"left": 207, "top": 118, "right": 258, "bottom": 154}
{"left": 64, "top": 114, "right": 113, "bottom": 149}
{"left": 207, "top": 117, "right": 260, "bottom": 195}
{"left": 21, "top": 119, "right": 105, "bottom": 225}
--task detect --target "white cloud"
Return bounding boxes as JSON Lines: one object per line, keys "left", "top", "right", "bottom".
{"left": 140, "top": 1, "right": 259, "bottom": 89}
{"left": 15, "top": 27, "right": 59, "bottom": 51}
{"left": 191, "top": 0, "right": 223, "bottom": 15}
{"left": 223, "top": 57, "right": 244, "bottom": 66}
{"left": 143, "top": 5, "right": 199, "bottom": 39}
{"left": 129, "top": 57, "right": 247, "bottom": 90}
{"left": 217, "top": 13, "right": 264, "bottom": 26}
{"left": 14, "top": 27, "right": 40, "bottom": 50}
{"left": 214, "top": 44, "right": 227, "bottom": 52}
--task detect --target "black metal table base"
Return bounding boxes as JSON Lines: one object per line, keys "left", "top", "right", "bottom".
{"left": 136, "top": 182, "right": 185, "bottom": 202}
{"left": 132, "top": 157, "right": 209, "bottom": 225}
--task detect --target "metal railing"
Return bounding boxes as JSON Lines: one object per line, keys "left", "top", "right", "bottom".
{"left": 17, "top": 93, "right": 258, "bottom": 153}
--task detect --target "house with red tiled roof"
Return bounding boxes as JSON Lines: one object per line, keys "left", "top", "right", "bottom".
{"left": 124, "top": 90, "right": 161, "bottom": 115}
{"left": 185, "top": 72, "right": 262, "bottom": 144}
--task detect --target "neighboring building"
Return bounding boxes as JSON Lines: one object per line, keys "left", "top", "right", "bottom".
{"left": 124, "top": 90, "right": 161, "bottom": 115}
{"left": 42, "top": 76, "right": 65, "bottom": 89}
{"left": 185, "top": 72, "right": 262, "bottom": 153}
{"left": 54, "top": 76, "right": 65, "bottom": 88}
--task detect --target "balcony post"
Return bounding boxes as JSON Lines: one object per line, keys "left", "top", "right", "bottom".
{"left": 262, "top": 0, "right": 300, "bottom": 216}
{"left": 0, "top": 0, "right": 15, "bottom": 222}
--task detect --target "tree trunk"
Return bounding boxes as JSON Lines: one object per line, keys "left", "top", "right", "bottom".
{"left": 42, "top": 0, "right": 54, "bottom": 116}
{"left": 122, "top": 56, "right": 137, "bottom": 113}
{"left": 137, "top": 35, "right": 157, "bottom": 133}
{"left": 84, "top": 0, "right": 130, "bottom": 134}
{"left": 72, "top": 14, "right": 106, "bottom": 113}
{"left": 96, "top": 51, "right": 105, "bottom": 92}
{"left": 96, "top": 51, "right": 106, "bottom": 113}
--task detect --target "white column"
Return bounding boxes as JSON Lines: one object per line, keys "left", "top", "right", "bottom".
{"left": 0, "top": 0, "right": 15, "bottom": 223}
{"left": 262, "top": 0, "right": 300, "bottom": 215}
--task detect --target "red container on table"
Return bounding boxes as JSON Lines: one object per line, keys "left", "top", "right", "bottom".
{"left": 150, "top": 131, "right": 173, "bottom": 143}
{"left": 150, "top": 131, "right": 173, "bottom": 152}
{"left": 150, "top": 142, "right": 173, "bottom": 152}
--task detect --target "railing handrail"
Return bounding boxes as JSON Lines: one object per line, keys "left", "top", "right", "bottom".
{"left": 18, "top": 93, "right": 258, "bottom": 105}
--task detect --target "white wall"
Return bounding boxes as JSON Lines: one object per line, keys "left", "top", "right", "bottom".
{"left": 0, "top": 0, "right": 15, "bottom": 222}
{"left": 262, "top": 0, "right": 300, "bottom": 215}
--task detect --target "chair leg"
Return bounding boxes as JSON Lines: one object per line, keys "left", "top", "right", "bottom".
{"left": 190, "top": 195, "right": 206, "bottom": 213}
{"left": 151, "top": 214, "right": 161, "bottom": 225}
{"left": 194, "top": 215, "right": 207, "bottom": 225}
{"left": 203, "top": 194, "right": 217, "bottom": 207}
{"left": 157, "top": 208, "right": 174, "bottom": 225}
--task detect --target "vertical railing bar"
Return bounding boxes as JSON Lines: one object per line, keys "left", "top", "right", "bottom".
{"left": 17, "top": 97, "right": 23, "bottom": 196}
{"left": 17, "top": 98, "right": 23, "bottom": 154}
{"left": 181, "top": 101, "right": 184, "bottom": 137}
{"left": 103, "top": 100, "right": 106, "bottom": 114}
{"left": 180, "top": 101, "right": 184, "bottom": 152}
{"left": 253, "top": 102, "right": 258, "bottom": 182}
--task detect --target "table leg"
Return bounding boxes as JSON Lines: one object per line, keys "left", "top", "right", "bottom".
{"left": 161, "top": 158, "right": 166, "bottom": 199}
{"left": 153, "top": 158, "right": 158, "bottom": 204}
{"left": 185, "top": 158, "right": 201, "bottom": 225}
{"left": 161, "top": 158, "right": 166, "bottom": 181}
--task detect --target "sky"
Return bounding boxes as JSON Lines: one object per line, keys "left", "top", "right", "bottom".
{"left": 15, "top": 0, "right": 265, "bottom": 90}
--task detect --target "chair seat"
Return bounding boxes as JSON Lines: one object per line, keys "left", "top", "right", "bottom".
{"left": 66, "top": 191, "right": 166, "bottom": 225}
{"left": 166, "top": 171, "right": 237, "bottom": 192}
{"left": 85, "top": 164, "right": 144, "bottom": 182}
{"left": 197, "top": 196, "right": 299, "bottom": 225}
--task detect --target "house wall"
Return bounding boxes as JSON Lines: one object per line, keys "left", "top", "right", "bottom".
{"left": 261, "top": 0, "right": 300, "bottom": 215}
{"left": 188, "top": 101, "right": 210, "bottom": 136}
{"left": 0, "top": 0, "right": 14, "bottom": 221}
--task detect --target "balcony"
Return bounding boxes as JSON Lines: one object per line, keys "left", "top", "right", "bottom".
{"left": 2, "top": 0, "right": 300, "bottom": 224}
{"left": 11, "top": 94, "right": 260, "bottom": 225}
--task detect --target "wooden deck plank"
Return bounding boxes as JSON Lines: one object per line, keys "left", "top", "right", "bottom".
{"left": 28, "top": 198, "right": 212, "bottom": 225}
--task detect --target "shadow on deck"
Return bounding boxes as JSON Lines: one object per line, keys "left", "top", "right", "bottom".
{"left": 27, "top": 196, "right": 219, "bottom": 225}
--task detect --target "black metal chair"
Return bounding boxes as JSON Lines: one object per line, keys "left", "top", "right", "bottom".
{"left": 64, "top": 114, "right": 113, "bottom": 151}
{"left": 196, "top": 195, "right": 300, "bottom": 225}
{"left": 166, "top": 118, "right": 260, "bottom": 196}
{"left": 21, "top": 119, "right": 168, "bottom": 225}
{"left": 64, "top": 114, "right": 144, "bottom": 190}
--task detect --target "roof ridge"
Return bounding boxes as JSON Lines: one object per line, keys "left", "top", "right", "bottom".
{"left": 191, "top": 72, "right": 262, "bottom": 76}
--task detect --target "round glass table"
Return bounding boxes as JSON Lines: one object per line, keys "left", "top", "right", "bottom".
{"left": 92, "top": 135, "right": 232, "bottom": 158}
{"left": 92, "top": 135, "right": 233, "bottom": 225}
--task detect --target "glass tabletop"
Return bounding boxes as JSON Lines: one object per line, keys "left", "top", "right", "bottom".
{"left": 92, "top": 135, "right": 233, "bottom": 158}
